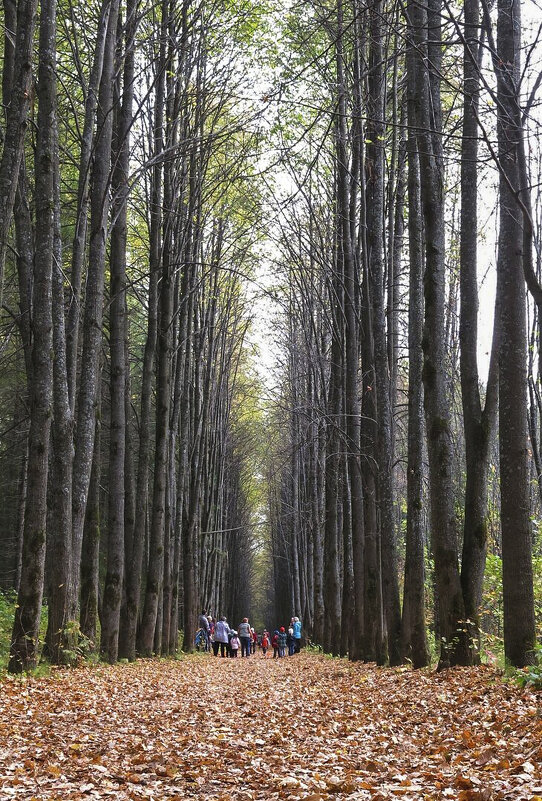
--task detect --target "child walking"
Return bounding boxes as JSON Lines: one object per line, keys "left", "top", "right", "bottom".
{"left": 230, "top": 631, "right": 240, "bottom": 657}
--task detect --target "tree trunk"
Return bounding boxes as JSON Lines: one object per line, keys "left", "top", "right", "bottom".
{"left": 495, "top": 0, "right": 536, "bottom": 667}
{"left": 336, "top": 0, "right": 364, "bottom": 662}
{"left": 366, "top": 0, "right": 402, "bottom": 665}
{"left": 69, "top": 0, "right": 120, "bottom": 621}
{"left": 79, "top": 389, "right": 101, "bottom": 647}
{"left": 459, "top": 0, "right": 499, "bottom": 660}
{"left": 410, "top": 0, "right": 471, "bottom": 668}
{"left": 65, "top": 0, "right": 114, "bottom": 409}
{"left": 401, "top": 46, "right": 429, "bottom": 667}
{"left": 101, "top": 3, "right": 135, "bottom": 662}
{"left": 118, "top": 82, "right": 162, "bottom": 659}
{"left": 9, "top": 0, "right": 56, "bottom": 671}
{"left": 46, "top": 143, "right": 74, "bottom": 664}
{"left": 323, "top": 330, "right": 342, "bottom": 655}
{"left": 0, "top": 0, "right": 39, "bottom": 310}
{"left": 138, "top": 36, "right": 174, "bottom": 651}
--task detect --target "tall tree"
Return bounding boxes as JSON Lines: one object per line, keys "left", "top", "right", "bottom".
{"left": 101, "top": 0, "right": 137, "bottom": 662}
{"left": 493, "top": 0, "right": 536, "bottom": 667}
{"left": 9, "top": 0, "right": 56, "bottom": 672}
{"left": 365, "top": 0, "right": 402, "bottom": 665}
{"left": 458, "top": 0, "right": 499, "bottom": 659}
{"left": 0, "top": 0, "right": 39, "bottom": 309}
{"left": 69, "top": 0, "right": 120, "bottom": 620}
{"left": 401, "top": 25, "right": 429, "bottom": 668}
{"left": 409, "top": 0, "right": 472, "bottom": 668}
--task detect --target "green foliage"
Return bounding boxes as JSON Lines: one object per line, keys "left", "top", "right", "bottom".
{"left": 481, "top": 553, "right": 503, "bottom": 639}
{"left": 58, "top": 620, "right": 95, "bottom": 667}
{"left": 0, "top": 591, "right": 49, "bottom": 674}
{"left": 0, "top": 591, "right": 16, "bottom": 668}
{"left": 514, "top": 643, "right": 542, "bottom": 689}
{"left": 480, "top": 553, "right": 542, "bottom": 667}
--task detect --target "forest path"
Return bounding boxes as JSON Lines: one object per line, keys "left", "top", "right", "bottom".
{"left": 0, "top": 653, "right": 541, "bottom": 800}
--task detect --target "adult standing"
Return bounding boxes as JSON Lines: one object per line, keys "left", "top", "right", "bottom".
{"left": 209, "top": 616, "right": 219, "bottom": 656}
{"left": 238, "top": 617, "right": 252, "bottom": 657}
{"left": 293, "top": 616, "right": 302, "bottom": 653}
{"left": 198, "top": 610, "right": 210, "bottom": 651}
{"left": 287, "top": 626, "right": 295, "bottom": 656}
{"left": 214, "top": 616, "right": 230, "bottom": 658}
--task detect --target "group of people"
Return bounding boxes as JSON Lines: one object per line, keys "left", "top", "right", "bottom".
{"left": 197, "top": 611, "right": 302, "bottom": 659}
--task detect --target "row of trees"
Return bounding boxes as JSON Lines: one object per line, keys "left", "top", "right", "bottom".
{"left": 266, "top": 0, "right": 541, "bottom": 668}
{"left": 0, "top": 0, "right": 268, "bottom": 670}
{"left": 1, "top": 0, "right": 541, "bottom": 673}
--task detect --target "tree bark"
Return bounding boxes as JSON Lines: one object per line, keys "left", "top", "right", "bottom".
{"left": 366, "top": 0, "right": 402, "bottom": 665}
{"left": 459, "top": 0, "right": 499, "bottom": 659}
{"left": 9, "top": 0, "right": 56, "bottom": 672}
{"left": 495, "top": 0, "right": 536, "bottom": 667}
{"left": 410, "top": 0, "right": 472, "bottom": 668}
{"left": 401, "top": 46, "right": 429, "bottom": 667}
{"left": 69, "top": 0, "right": 120, "bottom": 621}
{"left": 0, "top": 0, "right": 39, "bottom": 310}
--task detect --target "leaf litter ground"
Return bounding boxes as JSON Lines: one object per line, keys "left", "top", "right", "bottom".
{"left": 0, "top": 653, "right": 541, "bottom": 801}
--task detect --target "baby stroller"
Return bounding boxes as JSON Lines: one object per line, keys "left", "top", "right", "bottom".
{"left": 194, "top": 628, "right": 207, "bottom": 651}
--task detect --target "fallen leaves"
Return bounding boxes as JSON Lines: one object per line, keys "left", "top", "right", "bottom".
{"left": 0, "top": 654, "right": 540, "bottom": 799}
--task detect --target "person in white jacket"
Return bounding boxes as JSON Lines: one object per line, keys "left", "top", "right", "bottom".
{"left": 214, "top": 617, "right": 230, "bottom": 658}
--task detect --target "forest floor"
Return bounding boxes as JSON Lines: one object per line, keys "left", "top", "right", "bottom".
{"left": 0, "top": 653, "right": 541, "bottom": 801}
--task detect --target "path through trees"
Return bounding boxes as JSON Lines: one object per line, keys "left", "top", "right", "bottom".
{"left": 0, "top": 654, "right": 540, "bottom": 799}
{"left": 1, "top": 0, "right": 542, "bottom": 672}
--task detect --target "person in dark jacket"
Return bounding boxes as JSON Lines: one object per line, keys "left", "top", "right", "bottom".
{"left": 278, "top": 626, "right": 287, "bottom": 657}
{"left": 198, "top": 610, "right": 210, "bottom": 651}
{"left": 287, "top": 626, "right": 295, "bottom": 656}
{"left": 272, "top": 630, "right": 279, "bottom": 659}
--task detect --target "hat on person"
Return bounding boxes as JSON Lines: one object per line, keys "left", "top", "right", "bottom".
{"left": 280, "top": 626, "right": 285, "bottom": 632}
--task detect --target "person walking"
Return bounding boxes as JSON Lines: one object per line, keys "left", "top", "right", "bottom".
{"left": 238, "top": 617, "right": 252, "bottom": 658}
{"left": 214, "top": 616, "right": 230, "bottom": 658}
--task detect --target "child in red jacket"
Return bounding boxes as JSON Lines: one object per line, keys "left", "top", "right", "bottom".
{"left": 271, "top": 630, "right": 279, "bottom": 659}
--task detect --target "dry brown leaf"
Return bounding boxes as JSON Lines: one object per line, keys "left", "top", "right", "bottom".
{"left": 0, "top": 654, "right": 541, "bottom": 800}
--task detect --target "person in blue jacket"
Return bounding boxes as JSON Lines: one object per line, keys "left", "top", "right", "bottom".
{"left": 292, "top": 616, "right": 302, "bottom": 653}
